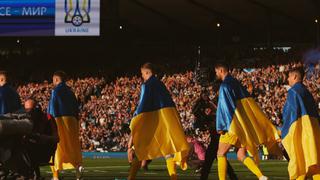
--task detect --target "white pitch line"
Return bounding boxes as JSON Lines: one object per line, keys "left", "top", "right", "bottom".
{"left": 94, "top": 170, "right": 108, "bottom": 173}
{"left": 144, "top": 172, "right": 158, "bottom": 175}
{"left": 84, "top": 165, "right": 129, "bottom": 169}
{"left": 272, "top": 177, "right": 288, "bottom": 179}
{"left": 82, "top": 165, "right": 167, "bottom": 169}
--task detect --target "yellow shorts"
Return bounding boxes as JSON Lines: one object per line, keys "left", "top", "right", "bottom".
{"left": 219, "top": 132, "right": 241, "bottom": 147}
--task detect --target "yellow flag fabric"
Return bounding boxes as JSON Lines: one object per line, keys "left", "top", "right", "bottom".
{"left": 130, "top": 107, "right": 189, "bottom": 168}
{"left": 282, "top": 115, "right": 320, "bottom": 179}
{"left": 228, "top": 98, "right": 281, "bottom": 163}
{"left": 52, "top": 116, "right": 82, "bottom": 171}
{"left": 281, "top": 82, "right": 320, "bottom": 179}
{"left": 216, "top": 75, "right": 281, "bottom": 163}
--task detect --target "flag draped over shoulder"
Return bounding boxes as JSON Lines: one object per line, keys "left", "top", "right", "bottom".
{"left": 130, "top": 76, "right": 189, "bottom": 168}
{"left": 282, "top": 83, "right": 320, "bottom": 179}
{"left": 216, "top": 75, "right": 281, "bottom": 162}
{"left": 48, "top": 82, "right": 79, "bottom": 118}
{"left": 47, "top": 82, "right": 82, "bottom": 171}
{"left": 0, "top": 84, "right": 21, "bottom": 115}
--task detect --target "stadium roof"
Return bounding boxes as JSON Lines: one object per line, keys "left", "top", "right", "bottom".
{"left": 1, "top": 0, "right": 318, "bottom": 47}
{"left": 109, "top": 0, "right": 319, "bottom": 43}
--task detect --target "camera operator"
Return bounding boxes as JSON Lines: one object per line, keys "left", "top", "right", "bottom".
{"left": 24, "top": 98, "right": 59, "bottom": 179}
{"left": 192, "top": 89, "right": 238, "bottom": 180}
{"left": 0, "top": 70, "right": 22, "bottom": 178}
{"left": 192, "top": 91, "right": 216, "bottom": 131}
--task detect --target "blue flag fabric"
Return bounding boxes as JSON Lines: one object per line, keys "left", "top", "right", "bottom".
{"left": 47, "top": 82, "right": 79, "bottom": 118}
{"left": 0, "top": 84, "right": 21, "bottom": 115}
{"left": 133, "top": 76, "right": 175, "bottom": 116}
{"left": 281, "top": 83, "right": 319, "bottom": 138}
{"left": 216, "top": 75, "right": 249, "bottom": 131}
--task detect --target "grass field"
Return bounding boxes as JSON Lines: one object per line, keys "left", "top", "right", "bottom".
{"left": 39, "top": 158, "right": 289, "bottom": 180}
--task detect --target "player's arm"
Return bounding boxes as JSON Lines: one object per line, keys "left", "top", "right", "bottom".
{"left": 128, "top": 135, "right": 133, "bottom": 149}
{"left": 127, "top": 134, "right": 135, "bottom": 163}
{"left": 217, "top": 130, "right": 226, "bottom": 135}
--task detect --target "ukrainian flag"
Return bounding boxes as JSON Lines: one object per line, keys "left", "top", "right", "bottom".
{"left": 48, "top": 82, "right": 82, "bottom": 171}
{"left": 130, "top": 76, "right": 189, "bottom": 168}
{"left": 216, "top": 75, "right": 281, "bottom": 162}
{"left": 282, "top": 82, "right": 320, "bottom": 179}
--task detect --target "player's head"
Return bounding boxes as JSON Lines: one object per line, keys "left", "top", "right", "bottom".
{"left": 214, "top": 63, "right": 229, "bottom": 80}
{"left": 53, "top": 70, "right": 67, "bottom": 86}
{"left": 24, "top": 98, "right": 36, "bottom": 113}
{"left": 140, "top": 62, "right": 154, "bottom": 82}
{"left": 0, "top": 71, "right": 7, "bottom": 87}
{"left": 287, "top": 67, "right": 304, "bottom": 87}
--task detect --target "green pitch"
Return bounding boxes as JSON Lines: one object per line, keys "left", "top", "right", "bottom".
{"left": 40, "top": 159, "right": 289, "bottom": 180}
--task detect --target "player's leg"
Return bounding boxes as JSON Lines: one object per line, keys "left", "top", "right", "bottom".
{"left": 165, "top": 155, "right": 177, "bottom": 180}
{"left": 50, "top": 166, "right": 59, "bottom": 180}
{"left": 217, "top": 142, "right": 232, "bottom": 180}
{"left": 141, "top": 160, "right": 152, "bottom": 171}
{"left": 203, "top": 134, "right": 237, "bottom": 180}
{"left": 128, "top": 157, "right": 142, "bottom": 180}
{"left": 237, "top": 147, "right": 266, "bottom": 179}
{"left": 76, "top": 165, "right": 84, "bottom": 180}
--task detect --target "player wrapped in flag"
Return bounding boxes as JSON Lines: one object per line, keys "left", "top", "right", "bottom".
{"left": 281, "top": 68, "right": 320, "bottom": 180}
{"left": 128, "top": 63, "right": 189, "bottom": 180}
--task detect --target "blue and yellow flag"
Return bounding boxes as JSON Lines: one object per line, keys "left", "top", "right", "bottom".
{"left": 216, "top": 75, "right": 280, "bottom": 162}
{"left": 282, "top": 82, "right": 320, "bottom": 179}
{"left": 0, "top": 84, "right": 21, "bottom": 115}
{"left": 130, "top": 76, "right": 189, "bottom": 168}
{"left": 48, "top": 82, "right": 82, "bottom": 171}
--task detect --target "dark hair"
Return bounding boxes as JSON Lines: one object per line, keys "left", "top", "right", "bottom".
{"left": 214, "top": 62, "right": 229, "bottom": 71}
{"left": 141, "top": 62, "right": 155, "bottom": 74}
{"left": 288, "top": 67, "right": 304, "bottom": 81}
{"left": 25, "top": 96, "right": 37, "bottom": 104}
{"left": 53, "top": 70, "right": 67, "bottom": 81}
{"left": 0, "top": 70, "right": 7, "bottom": 77}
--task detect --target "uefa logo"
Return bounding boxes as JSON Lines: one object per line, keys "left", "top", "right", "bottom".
{"left": 64, "top": 0, "right": 91, "bottom": 27}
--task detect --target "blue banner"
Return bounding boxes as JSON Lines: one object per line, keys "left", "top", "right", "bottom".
{"left": 0, "top": 0, "right": 55, "bottom": 36}
{"left": 81, "top": 152, "right": 258, "bottom": 160}
{"left": 82, "top": 152, "right": 128, "bottom": 159}
{"left": 0, "top": 0, "right": 100, "bottom": 36}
